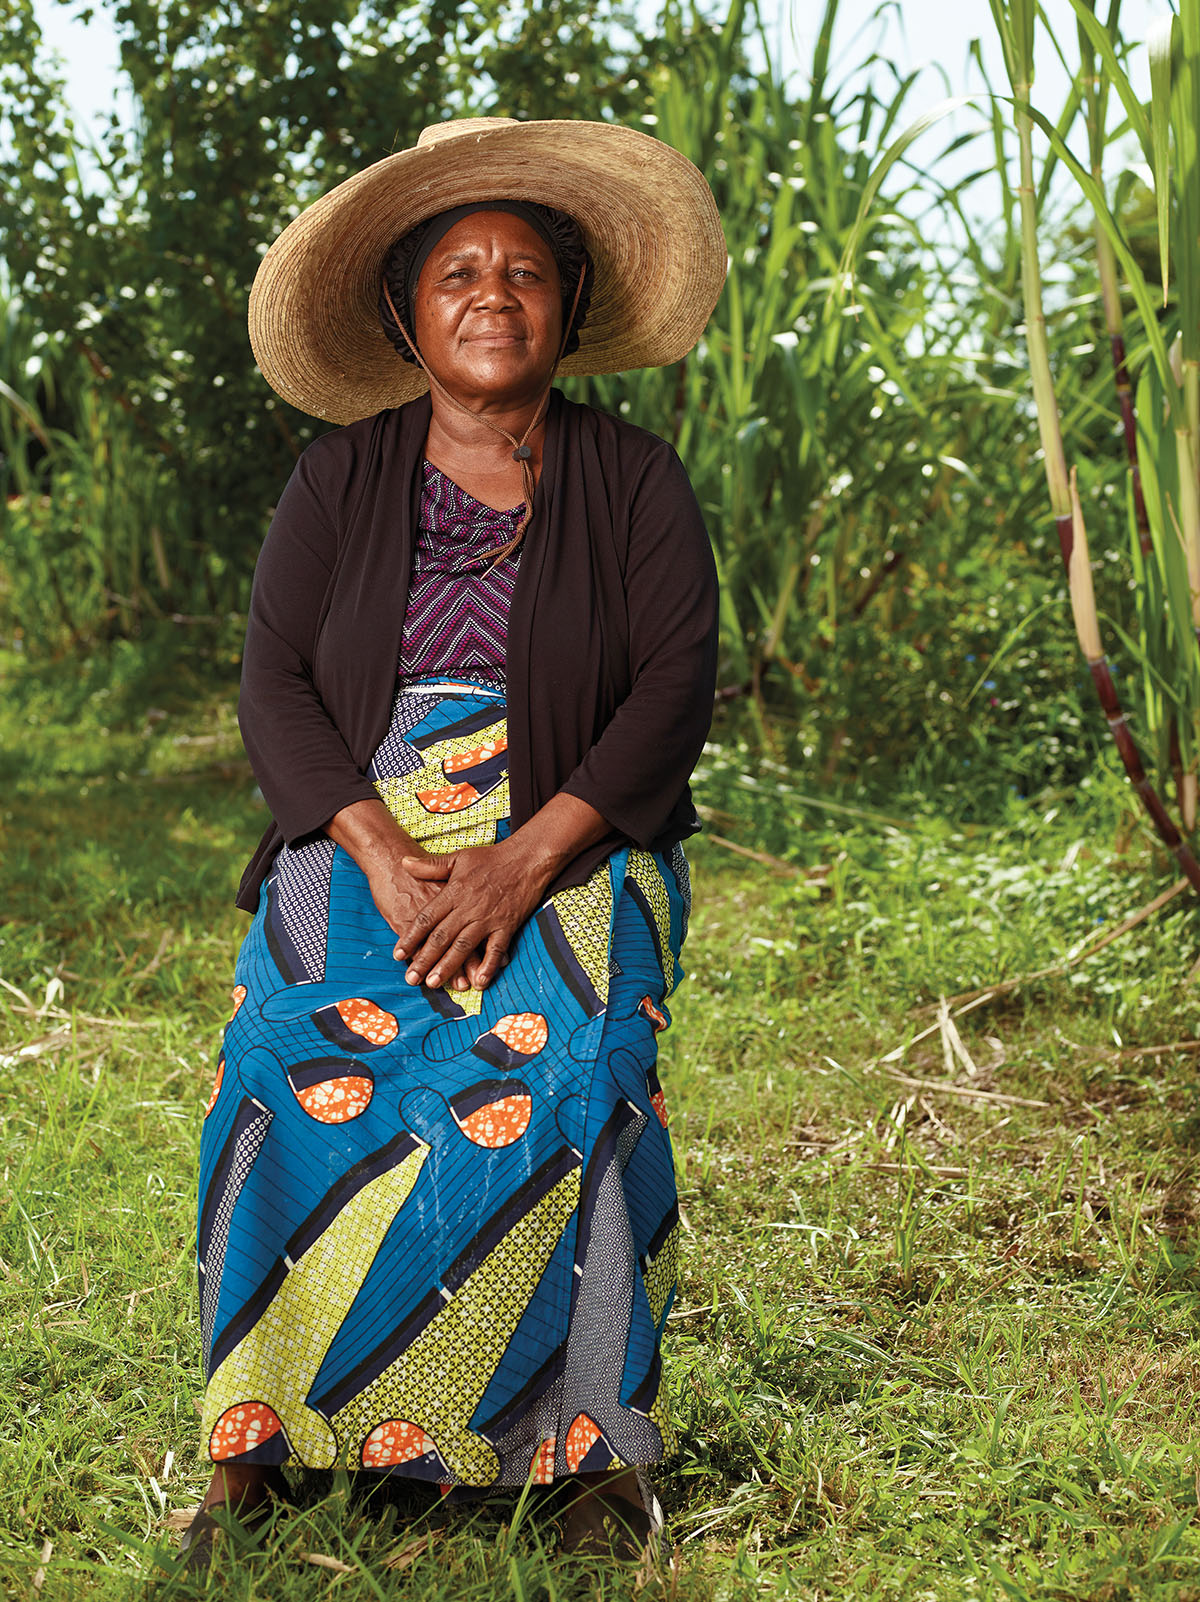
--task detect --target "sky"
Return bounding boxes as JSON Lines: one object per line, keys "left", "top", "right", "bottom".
{"left": 29, "top": 0, "right": 1173, "bottom": 212}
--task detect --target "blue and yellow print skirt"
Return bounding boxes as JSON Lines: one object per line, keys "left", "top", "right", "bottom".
{"left": 197, "top": 676, "right": 688, "bottom": 1488}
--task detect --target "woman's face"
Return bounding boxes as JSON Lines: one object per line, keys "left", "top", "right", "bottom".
{"left": 412, "top": 211, "right": 564, "bottom": 407}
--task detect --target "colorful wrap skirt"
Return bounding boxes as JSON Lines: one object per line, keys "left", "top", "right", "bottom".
{"left": 197, "top": 676, "right": 688, "bottom": 1488}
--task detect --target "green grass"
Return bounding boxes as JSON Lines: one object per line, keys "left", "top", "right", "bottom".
{"left": 2, "top": 642, "right": 1200, "bottom": 1599}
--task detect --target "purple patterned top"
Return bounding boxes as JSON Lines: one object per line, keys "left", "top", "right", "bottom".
{"left": 399, "top": 461, "right": 524, "bottom": 683}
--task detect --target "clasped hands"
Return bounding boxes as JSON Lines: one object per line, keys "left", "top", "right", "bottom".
{"left": 329, "top": 792, "right": 608, "bottom": 994}
{"left": 369, "top": 837, "right": 549, "bottom": 993}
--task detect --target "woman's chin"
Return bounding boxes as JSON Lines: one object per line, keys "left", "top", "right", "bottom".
{"left": 447, "top": 350, "right": 556, "bottom": 402}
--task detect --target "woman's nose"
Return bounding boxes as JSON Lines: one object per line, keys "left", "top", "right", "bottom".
{"left": 473, "top": 269, "right": 516, "bottom": 309}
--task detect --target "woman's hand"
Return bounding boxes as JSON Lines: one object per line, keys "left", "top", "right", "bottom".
{"left": 324, "top": 799, "right": 465, "bottom": 978}
{"left": 392, "top": 838, "right": 550, "bottom": 992}
{"left": 329, "top": 792, "right": 610, "bottom": 994}
{"left": 362, "top": 844, "right": 448, "bottom": 956}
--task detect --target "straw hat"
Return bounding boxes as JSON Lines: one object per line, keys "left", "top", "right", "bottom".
{"left": 248, "top": 118, "right": 727, "bottom": 424}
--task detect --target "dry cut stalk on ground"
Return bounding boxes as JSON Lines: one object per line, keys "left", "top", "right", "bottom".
{"left": 864, "top": 875, "right": 1192, "bottom": 1108}
{"left": 894, "top": 876, "right": 1190, "bottom": 1055}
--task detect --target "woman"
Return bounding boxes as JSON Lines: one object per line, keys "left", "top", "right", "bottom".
{"left": 186, "top": 116, "right": 725, "bottom": 1567}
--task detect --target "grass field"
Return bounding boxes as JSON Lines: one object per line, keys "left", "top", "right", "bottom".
{"left": 2, "top": 641, "right": 1200, "bottom": 1600}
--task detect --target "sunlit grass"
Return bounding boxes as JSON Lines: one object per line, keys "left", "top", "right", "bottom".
{"left": 2, "top": 654, "right": 1199, "bottom": 1598}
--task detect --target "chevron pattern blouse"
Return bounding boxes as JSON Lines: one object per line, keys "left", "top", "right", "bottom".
{"left": 399, "top": 461, "right": 524, "bottom": 682}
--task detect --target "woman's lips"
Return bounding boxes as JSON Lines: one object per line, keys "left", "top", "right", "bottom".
{"left": 466, "top": 331, "right": 525, "bottom": 346}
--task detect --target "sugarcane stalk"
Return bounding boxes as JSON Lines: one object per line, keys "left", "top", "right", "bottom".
{"left": 1170, "top": 720, "right": 1186, "bottom": 822}
{"left": 1004, "top": 2, "right": 1200, "bottom": 891}
{"left": 1106, "top": 309, "right": 1151, "bottom": 552}
{"left": 1013, "top": 60, "right": 1072, "bottom": 542}
{"left": 1175, "top": 378, "right": 1200, "bottom": 828}
{"left": 1166, "top": 4, "right": 1200, "bottom": 827}
{"left": 1078, "top": 5, "right": 1149, "bottom": 546}
{"left": 1179, "top": 364, "right": 1200, "bottom": 633}
{"left": 1080, "top": 4, "right": 1195, "bottom": 819}
{"left": 1167, "top": 345, "right": 1196, "bottom": 829}
{"left": 1066, "top": 472, "right": 1200, "bottom": 890}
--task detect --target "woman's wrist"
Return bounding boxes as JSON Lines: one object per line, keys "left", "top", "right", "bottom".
{"left": 504, "top": 792, "right": 611, "bottom": 888}
{"left": 326, "top": 798, "right": 426, "bottom": 873}
{"left": 487, "top": 832, "right": 558, "bottom": 911}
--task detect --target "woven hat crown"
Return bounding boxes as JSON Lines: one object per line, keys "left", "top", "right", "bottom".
{"left": 416, "top": 117, "right": 517, "bottom": 148}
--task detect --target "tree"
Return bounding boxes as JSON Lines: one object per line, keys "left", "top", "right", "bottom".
{"left": 0, "top": 0, "right": 650, "bottom": 614}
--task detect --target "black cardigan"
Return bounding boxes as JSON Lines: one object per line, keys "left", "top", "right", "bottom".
{"left": 235, "top": 388, "right": 719, "bottom": 912}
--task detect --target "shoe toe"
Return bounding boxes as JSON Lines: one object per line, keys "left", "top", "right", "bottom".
{"left": 179, "top": 1510, "right": 222, "bottom": 1570}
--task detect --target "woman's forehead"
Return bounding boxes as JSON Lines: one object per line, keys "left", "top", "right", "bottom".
{"left": 427, "top": 210, "right": 554, "bottom": 259}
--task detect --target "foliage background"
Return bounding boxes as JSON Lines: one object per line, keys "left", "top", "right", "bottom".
{"left": 5, "top": 2, "right": 1200, "bottom": 1599}
{"left": 2, "top": 0, "right": 1130, "bottom": 800}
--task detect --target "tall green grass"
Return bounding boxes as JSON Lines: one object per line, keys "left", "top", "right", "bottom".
{"left": 579, "top": 1, "right": 1042, "bottom": 732}
{"left": 976, "top": 0, "right": 1200, "bottom": 889}
{"left": 0, "top": 273, "right": 186, "bottom": 645}
{"left": 3, "top": 0, "right": 1089, "bottom": 777}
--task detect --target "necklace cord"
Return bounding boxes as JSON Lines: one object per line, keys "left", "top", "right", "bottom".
{"left": 381, "top": 264, "right": 587, "bottom": 557}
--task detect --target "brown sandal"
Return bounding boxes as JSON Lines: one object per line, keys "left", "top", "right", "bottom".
{"left": 178, "top": 1469, "right": 289, "bottom": 1571}
{"left": 556, "top": 1470, "right": 668, "bottom": 1563}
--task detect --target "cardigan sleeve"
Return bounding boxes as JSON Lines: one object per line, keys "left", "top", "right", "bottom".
{"left": 559, "top": 442, "right": 718, "bottom": 845}
{"left": 237, "top": 443, "right": 381, "bottom": 845}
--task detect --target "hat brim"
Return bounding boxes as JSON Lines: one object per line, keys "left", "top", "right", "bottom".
{"left": 248, "top": 120, "right": 728, "bottom": 424}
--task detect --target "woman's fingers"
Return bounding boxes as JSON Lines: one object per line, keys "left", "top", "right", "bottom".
{"left": 468, "top": 930, "right": 511, "bottom": 992}
{"left": 403, "top": 904, "right": 517, "bottom": 990}
{"left": 386, "top": 845, "right": 532, "bottom": 987}
{"left": 461, "top": 940, "right": 508, "bottom": 990}
{"left": 391, "top": 887, "right": 454, "bottom": 961}
{"left": 401, "top": 854, "right": 453, "bottom": 880}
{"left": 462, "top": 949, "right": 489, "bottom": 989}
{"left": 405, "top": 918, "right": 484, "bottom": 988}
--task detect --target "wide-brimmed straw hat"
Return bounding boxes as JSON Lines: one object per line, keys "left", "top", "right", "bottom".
{"left": 248, "top": 117, "right": 727, "bottom": 424}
